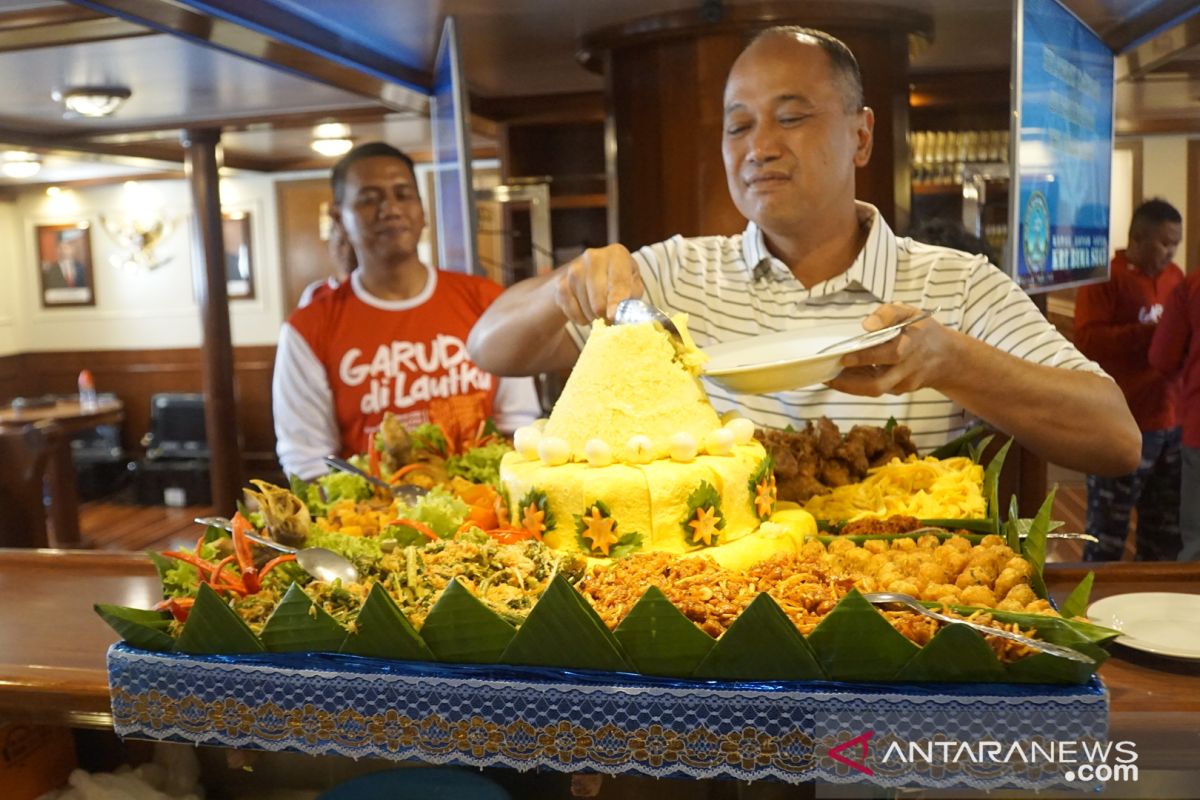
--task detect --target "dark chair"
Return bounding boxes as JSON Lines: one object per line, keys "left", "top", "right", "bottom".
{"left": 0, "top": 421, "right": 52, "bottom": 547}
{"left": 133, "top": 393, "right": 212, "bottom": 506}
{"left": 71, "top": 393, "right": 130, "bottom": 500}
{"left": 142, "top": 392, "right": 209, "bottom": 460}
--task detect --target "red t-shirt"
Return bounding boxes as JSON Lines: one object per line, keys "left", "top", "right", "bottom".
{"left": 287, "top": 269, "right": 502, "bottom": 457}
{"left": 1150, "top": 270, "right": 1200, "bottom": 447}
{"left": 1074, "top": 251, "right": 1183, "bottom": 432}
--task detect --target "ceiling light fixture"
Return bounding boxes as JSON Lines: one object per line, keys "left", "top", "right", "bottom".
{"left": 0, "top": 150, "right": 41, "bottom": 178}
{"left": 311, "top": 122, "right": 353, "bottom": 157}
{"left": 313, "top": 122, "right": 350, "bottom": 139}
{"left": 52, "top": 85, "right": 132, "bottom": 118}
{"left": 311, "top": 137, "right": 354, "bottom": 157}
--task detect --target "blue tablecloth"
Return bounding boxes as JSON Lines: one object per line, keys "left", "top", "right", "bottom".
{"left": 108, "top": 643, "right": 1108, "bottom": 790}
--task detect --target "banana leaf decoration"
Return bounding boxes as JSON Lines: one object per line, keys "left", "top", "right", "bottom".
{"left": 97, "top": 573, "right": 1116, "bottom": 684}
{"left": 97, "top": 473, "right": 1119, "bottom": 685}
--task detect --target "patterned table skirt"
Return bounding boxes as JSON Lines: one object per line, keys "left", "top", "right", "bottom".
{"left": 108, "top": 643, "right": 1108, "bottom": 790}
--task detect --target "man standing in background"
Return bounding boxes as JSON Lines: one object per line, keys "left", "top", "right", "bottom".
{"left": 272, "top": 142, "right": 540, "bottom": 479}
{"left": 1150, "top": 265, "right": 1200, "bottom": 560}
{"left": 1075, "top": 198, "right": 1185, "bottom": 560}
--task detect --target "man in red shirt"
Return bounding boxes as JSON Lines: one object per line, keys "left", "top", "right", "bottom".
{"left": 1075, "top": 199, "right": 1185, "bottom": 560}
{"left": 1150, "top": 269, "right": 1200, "bottom": 560}
{"left": 272, "top": 143, "right": 540, "bottom": 479}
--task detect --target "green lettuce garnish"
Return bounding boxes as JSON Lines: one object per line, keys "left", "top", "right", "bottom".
{"left": 411, "top": 423, "right": 450, "bottom": 458}
{"left": 305, "top": 470, "right": 373, "bottom": 517}
{"left": 391, "top": 487, "right": 470, "bottom": 539}
{"left": 446, "top": 440, "right": 513, "bottom": 487}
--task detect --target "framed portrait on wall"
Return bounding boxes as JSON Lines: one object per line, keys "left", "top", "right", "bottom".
{"left": 36, "top": 222, "right": 95, "bottom": 307}
{"left": 223, "top": 211, "right": 254, "bottom": 299}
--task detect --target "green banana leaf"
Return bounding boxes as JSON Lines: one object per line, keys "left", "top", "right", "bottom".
{"left": 419, "top": 578, "right": 516, "bottom": 664}
{"left": 258, "top": 583, "right": 347, "bottom": 653}
{"left": 816, "top": 521, "right": 992, "bottom": 537}
{"left": 341, "top": 583, "right": 435, "bottom": 661}
{"left": 943, "top": 603, "right": 1112, "bottom": 683}
{"left": 173, "top": 583, "right": 264, "bottom": 655}
{"left": 614, "top": 586, "right": 715, "bottom": 677}
{"left": 499, "top": 575, "right": 632, "bottom": 672}
{"left": 1058, "top": 572, "right": 1096, "bottom": 620}
{"left": 1006, "top": 641, "right": 1108, "bottom": 684}
{"left": 960, "top": 606, "right": 1119, "bottom": 646}
{"left": 893, "top": 623, "right": 1006, "bottom": 683}
{"left": 914, "top": 517, "right": 996, "bottom": 533}
{"left": 1005, "top": 495, "right": 1022, "bottom": 551}
{"left": 94, "top": 604, "right": 175, "bottom": 652}
{"left": 147, "top": 550, "right": 178, "bottom": 589}
{"left": 928, "top": 425, "right": 990, "bottom": 460}
{"left": 692, "top": 592, "right": 823, "bottom": 681}
{"left": 984, "top": 438, "right": 1014, "bottom": 536}
{"left": 806, "top": 589, "right": 920, "bottom": 681}
{"left": 1020, "top": 488, "right": 1057, "bottom": 597}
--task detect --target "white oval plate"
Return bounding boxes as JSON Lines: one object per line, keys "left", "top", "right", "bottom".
{"left": 1087, "top": 592, "right": 1200, "bottom": 659}
{"left": 701, "top": 318, "right": 903, "bottom": 395}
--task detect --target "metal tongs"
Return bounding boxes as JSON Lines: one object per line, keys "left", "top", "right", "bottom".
{"left": 863, "top": 591, "right": 1094, "bottom": 663}
{"left": 324, "top": 455, "right": 429, "bottom": 502}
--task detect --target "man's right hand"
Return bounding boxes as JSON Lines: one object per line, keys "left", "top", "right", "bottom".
{"left": 553, "top": 244, "right": 645, "bottom": 325}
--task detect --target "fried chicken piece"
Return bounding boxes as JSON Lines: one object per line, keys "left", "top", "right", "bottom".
{"left": 778, "top": 474, "right": 829, "bottom": 503}
{"left": 870, "top": 424, "right": 918, "bottom": 465}
{"left": 813, "top": 417, "right": 842, "bottom": 458}
{"left": 758, "top": 418, "right": 920, "bottom": 502}
{"left": 846, "top": 424, "right": 888, "bottom": 459}
{"left": 764, "top": 436, "right": 801, "bottom": 479}
{"left": 818, "top": 459, "right": 853, "bottom": 488}
{"left": 833, "top": 434, "right": 870, "bottom": 475}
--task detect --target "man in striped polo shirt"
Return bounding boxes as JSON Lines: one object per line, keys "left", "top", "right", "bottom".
{"left": 469, "top": 26, "right": 1140, "bottom": 477}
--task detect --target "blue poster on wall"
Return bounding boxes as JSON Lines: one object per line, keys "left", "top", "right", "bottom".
{"left": 1013, "top": 0, "right": 1114, "bottom": 293}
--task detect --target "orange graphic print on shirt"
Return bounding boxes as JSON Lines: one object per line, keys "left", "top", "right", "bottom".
{"left": 287, "top": 270, "right": 503, "bottom": 458}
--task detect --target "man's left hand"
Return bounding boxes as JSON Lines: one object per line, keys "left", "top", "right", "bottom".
{"left": 825, "top": 303, "right": 960, "bottom": 396}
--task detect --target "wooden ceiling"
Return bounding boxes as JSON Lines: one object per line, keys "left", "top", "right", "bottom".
{"left": 0, "top": 0, "right": 1197, "bottom": 185}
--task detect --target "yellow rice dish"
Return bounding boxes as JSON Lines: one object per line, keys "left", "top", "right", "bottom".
{"left": 802, "top": 455, "right": 985, "bottom": 522}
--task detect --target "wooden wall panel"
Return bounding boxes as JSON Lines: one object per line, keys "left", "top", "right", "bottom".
{"left": 0, "top": 346, "right": 278, "bottom": 473}
{"left": 276, "top": 177, "right": 339, "bottom": 316}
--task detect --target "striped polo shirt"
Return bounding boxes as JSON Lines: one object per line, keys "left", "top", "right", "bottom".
{"left": 567, "top": 202, "right": 1105, "bottom": 452}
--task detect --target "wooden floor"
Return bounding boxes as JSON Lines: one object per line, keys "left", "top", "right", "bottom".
{"left": 77, "top": 496, "right": 215, "bottom": 554}
{"left": 74, "top": 479, "right": 1095, "bottom": 560}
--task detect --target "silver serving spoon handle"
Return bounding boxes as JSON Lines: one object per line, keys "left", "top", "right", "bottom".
{"left": 863, "top": 591, "right": 1094, "bottom": 663}
{"left": 612, "top": 298, "right": 683, "bottom": 341}
{"left": 194, "top": 516, "right": 359, "bottom": 584}
{"left": 816, "top": 309, "right": 936, "bottom": 354}
{"left": 323, "top": 455, "right": 428, "bottom": 502}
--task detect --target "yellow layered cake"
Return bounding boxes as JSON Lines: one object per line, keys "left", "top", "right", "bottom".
{"left": 500, "top": 316, "right": 785, "bottom": 558}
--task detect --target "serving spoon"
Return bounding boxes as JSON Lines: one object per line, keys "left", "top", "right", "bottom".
{"left": 194, "top": 516, "right": 359, "bottom": 584}
{"left": 612, "top": 298, "right": 683, "bottom": 341}
{"left": 324, "top": 455, "right": 429, "bottom": 502}
{"left": 862, "top": 591, "right": 1094, "bottom": 663}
